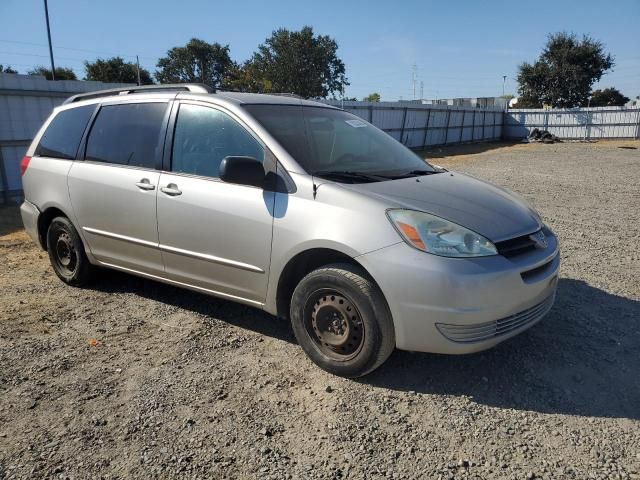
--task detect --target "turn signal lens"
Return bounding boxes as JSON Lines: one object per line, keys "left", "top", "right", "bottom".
{"left": 396, "top": 221, "right": 426, "bottom": 250}
{"left": 20, "top": 156, "right": 31, "bottom": 176}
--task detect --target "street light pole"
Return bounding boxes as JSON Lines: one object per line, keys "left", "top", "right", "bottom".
{"left": 43, "top": 0, "right": 56, "bottom": 80}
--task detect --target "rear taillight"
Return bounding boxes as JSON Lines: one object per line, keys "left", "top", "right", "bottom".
{"left": 20, "top": 156, "right": 31, "bottom": 176}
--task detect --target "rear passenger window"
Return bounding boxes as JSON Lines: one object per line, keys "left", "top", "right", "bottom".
{"left": 171, "top": 104, "right": 264, "bottom": 178}
{"left": 85, "top": 103, "right": 167, "bottom": 169}
{"left": 35, "top": 105, "right": 94, "bottom": 160}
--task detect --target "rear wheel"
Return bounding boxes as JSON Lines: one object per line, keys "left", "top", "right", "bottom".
{"left": 290, "top": 263, "right": 395, "bottom": 377}
{"left": 46, "top": 216, "right": 95, "bottom": 286}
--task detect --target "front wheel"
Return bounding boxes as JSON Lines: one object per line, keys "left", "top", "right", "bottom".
{"left": 46, "top": 216, "right": 95, "bottom": 286}
{"left": 290, "top": 263, "right": 395, "bottom": 377}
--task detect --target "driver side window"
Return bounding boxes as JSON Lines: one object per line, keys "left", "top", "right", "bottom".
{"left": 171, "top": 104, "right": 264, "bottom": 178}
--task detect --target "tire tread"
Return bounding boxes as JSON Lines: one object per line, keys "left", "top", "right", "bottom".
{"left": 47, "top": 216, "right": 95, "bottom": 287}
{"left": 291, "top": 262, "right": 395, "bottom": 377}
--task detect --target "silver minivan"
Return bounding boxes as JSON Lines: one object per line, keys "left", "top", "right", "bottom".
{"left": 20, "top": 84, "right": 559, "bottom": 377}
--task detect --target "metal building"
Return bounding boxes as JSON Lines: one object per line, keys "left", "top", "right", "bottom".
{"left": 0, "top": 73, "right": 132, "bottom": 203}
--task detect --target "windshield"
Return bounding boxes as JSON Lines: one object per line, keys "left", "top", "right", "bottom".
{"left": 244, "top": 105, "right": 437, "bottom": 181}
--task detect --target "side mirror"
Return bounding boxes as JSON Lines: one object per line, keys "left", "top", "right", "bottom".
{"left": 219, "top": 156, "right": 265, "bottom": 188}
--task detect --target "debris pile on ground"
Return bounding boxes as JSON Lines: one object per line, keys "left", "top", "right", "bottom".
{"left": 528, "top": 128, "right": 561, "bottom": 144}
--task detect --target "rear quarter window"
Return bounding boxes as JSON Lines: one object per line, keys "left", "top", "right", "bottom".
{"left": 35, "top": 105, "right": 95, "bottom": 160}
{"left": 85, "top": 102, "right": 167, "bottom": 169}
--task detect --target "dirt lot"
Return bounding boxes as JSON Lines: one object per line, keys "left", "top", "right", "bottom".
{"left": 1, "top": 141, "right": 639, "bottom": 479}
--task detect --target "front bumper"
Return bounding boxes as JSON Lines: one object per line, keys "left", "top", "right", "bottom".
{"left": 20, "top": 200, "right": 40, "bottom": 245}
{"left": 356, "top": 230, "right": 560, "bottom": 354}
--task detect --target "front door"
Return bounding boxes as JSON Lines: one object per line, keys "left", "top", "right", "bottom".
{"left": 156, "top": 102, "right": 275, "bottom": 305}
{"left": 68, "top": 101, "right": 168, "bottom": 274}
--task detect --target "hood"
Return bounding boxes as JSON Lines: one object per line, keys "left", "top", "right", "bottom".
{"left": 344, "top": 172, "right": 541, "bottom": 242}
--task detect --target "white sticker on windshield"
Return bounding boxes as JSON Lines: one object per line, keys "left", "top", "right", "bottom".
{"left": 345, "top": 119, "right": 367, "bottom": 128}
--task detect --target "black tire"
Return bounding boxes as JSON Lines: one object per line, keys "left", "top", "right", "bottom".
{"left": 46, "top": 216, "right": 95, "bottom": 286}
{"left": 290, "top": 263, "right": 395, "bottom": 377}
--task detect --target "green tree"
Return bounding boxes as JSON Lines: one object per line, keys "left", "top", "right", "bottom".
{"left": 363, "top": 92, "right": 381, "bottom": 102}
{"left": 589, "top": 88, "right": 630, "bottom": 107}
{"left": 0, "top": 64, "right": 18, "bottom": 73}
{"left": 225, "top": 61, "right": 272, "bottom": 92}
{"left": 85, "top": 57, "right": 153, "bottom": 84}
{"left": 517, "top": 32, "right": 614, "bottom": 108}
{"left": 155, "top": 38, "right": 232, "bottom": 88}
{"left": 248, "top": 26, "right": 348, "bottom": 98}
{"left": 28, "top": 66, "right": 77, "bottom": 80}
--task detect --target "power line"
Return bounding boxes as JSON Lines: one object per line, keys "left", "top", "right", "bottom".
{"left": 0, "top": 50, "right": 88, "bottom": 63}
{"left": 0, "top": 38, "right": 163, "bottom": 62}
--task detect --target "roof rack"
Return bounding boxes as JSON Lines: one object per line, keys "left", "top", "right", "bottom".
{"left": 214, "top": 89, "right": 304, "bottom": 99}
{"left": 63, "top": 83, "right": 213, "bottom": 105}
{"left": 269, "top": 92, "right": 304, "bottom": 99}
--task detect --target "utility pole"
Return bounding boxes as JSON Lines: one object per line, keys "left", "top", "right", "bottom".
{"left": 412, "top": 64, "right": 418, "bottom": 100}
{"left": 584, "top": 95, "right": 593, "bottom": 142}
{"left": 420, "top": 81, "right": 424, "bottom": 100}
{"left": 502, "top": 75, "right": 507, "bottom": 97}
{"left": 136, "top": 56, "right": 141, "bottom": 86}
{"left": 43, "top": 0, "right": 56, "bottom": 80}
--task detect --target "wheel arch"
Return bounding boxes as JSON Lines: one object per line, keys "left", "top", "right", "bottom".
{"left": 37, "top": 206, "right": 72, "bottom": 250}
{"left": 274, "top": 247, "right": 384, "bottom": 320}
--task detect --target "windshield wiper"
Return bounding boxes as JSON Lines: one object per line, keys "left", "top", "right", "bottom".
{"left": 381, "top": 169, "right": 445, "bottom": 179}
{"left": 406, "top": 169, "right": 443, "bottom": 176}
{"left": 312, "top": 170, "right": 387, "bottom": 183}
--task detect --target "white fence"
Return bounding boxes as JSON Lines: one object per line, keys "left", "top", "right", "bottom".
{"left": 505, "top": 107, "right": 640, "bottom": 140}
{"left": 324, "top": 100, "right": 503, "bottom": 149}
{"left": 2, "top": 72, "right": 639, "bottom": 204}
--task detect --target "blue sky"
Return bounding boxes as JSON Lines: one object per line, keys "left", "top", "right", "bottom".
{"left": 1, "top": 0, "right": 638, "bottom": 101}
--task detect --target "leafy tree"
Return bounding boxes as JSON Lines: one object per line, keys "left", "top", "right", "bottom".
{"left": 517, "top": 32, "right": 614, "bottom": 108}
{"left": 85, "top": 57, "right": 153, "bottom": 84}
{"left": 28, "top": 66, "right": 77, "bottom": 80}
{"left": 363, "top": 92, "right": 381, "bottom": 102}
{"left": 0, "top": 64, "right": 18, "bottom": 74}
{"left": 589, "top": 88, "right": 630, "bottom": 107}
{"left": 155, "top": 38, "right": 232, "bottom": 88}
{"left": 248, "top": 26, "right": 348, "bottom": 98}
{"left": 225, "top": 61, "right": 272, "bottom": 92}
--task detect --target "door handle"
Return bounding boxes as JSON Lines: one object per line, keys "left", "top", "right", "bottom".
{"left": 160, "top": 183, "right": 182, "bottom": 196}
{"left": 135, "top": 178, "right": 155, "bottom": 190}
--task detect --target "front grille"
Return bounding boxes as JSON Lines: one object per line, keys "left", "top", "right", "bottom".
{"left": 495, "top": 231, "right": 539, "bottom": 258}
{"left": 436, "top": 293, "right": 555, "bottom": 344}
{"left": 520, "top": 258, "right": 553, "bottom": 282}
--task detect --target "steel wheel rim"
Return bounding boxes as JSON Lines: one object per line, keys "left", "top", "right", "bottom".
{"left": 53, "top": 230, "right": 77, "bottom": 276}
{"left": 303, "top": 289, "right": 365, "bottom": 361}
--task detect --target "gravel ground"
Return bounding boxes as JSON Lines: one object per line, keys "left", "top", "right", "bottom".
{"left": 1, "top": 140, "right": 639, "bottom": 480}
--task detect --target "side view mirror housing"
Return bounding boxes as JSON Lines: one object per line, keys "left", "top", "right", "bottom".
{"left": 219, "top": 156, "right": 265, "bottom": 188}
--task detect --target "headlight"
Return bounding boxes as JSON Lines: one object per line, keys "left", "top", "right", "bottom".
{"left": 387, "top": 209, "right": 497, "bottom": 257}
